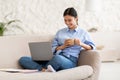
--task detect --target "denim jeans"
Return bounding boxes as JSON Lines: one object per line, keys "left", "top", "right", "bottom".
{"left": 19, "top": 53, "right": 78, "bottom": 71}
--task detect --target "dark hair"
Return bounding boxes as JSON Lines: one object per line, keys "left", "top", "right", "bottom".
{"left": 63, "top": 7, "right": 78, "bottom": 18}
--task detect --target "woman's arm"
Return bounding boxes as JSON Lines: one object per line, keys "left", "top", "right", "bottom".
{"left": 56, "top": 45, "right": 66, "bottom": 51}
{"left": 80, "top": 42, "right": 92, "bottom": 50}
{"left": 74, "top": 39, "right": 93, "bottom": 50}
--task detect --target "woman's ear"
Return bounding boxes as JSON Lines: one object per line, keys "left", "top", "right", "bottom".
{"left": 75, "top": 17, "right": 78, "bottom": 25}
{"left": 76, "top": 17, "right": 78, "bottom": 22}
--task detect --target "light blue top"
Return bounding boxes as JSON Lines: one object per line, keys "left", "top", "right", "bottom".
{"left": 52, "top": 26, "right": 95, "bottom": 58}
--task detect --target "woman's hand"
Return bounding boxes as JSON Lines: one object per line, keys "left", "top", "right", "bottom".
{"left": 56, "top": 39, "right": 74, "bottom": 51}
{"left": 74, "top": 39, "right": 81, "bottom": 45}
{"left": 56, "top": 45, "right": 67, "bottom": 51}
{"left": 64, "top": 39, "right": 74, "bottom": 46}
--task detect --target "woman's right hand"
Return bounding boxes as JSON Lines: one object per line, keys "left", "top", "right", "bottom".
{"left": 56, "top": 45, "right": 67, "bottom": 51}
{"left": 56, "top": 39, "right": 75, "bottom": 51}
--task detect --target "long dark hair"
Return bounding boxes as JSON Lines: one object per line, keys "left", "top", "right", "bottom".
{"left": 63, "top": 7, "right": 78, "bottom": 24}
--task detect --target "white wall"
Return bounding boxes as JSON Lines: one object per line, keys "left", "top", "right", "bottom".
{"left": 0, "top": 0, "right": 120, "bottom": 35}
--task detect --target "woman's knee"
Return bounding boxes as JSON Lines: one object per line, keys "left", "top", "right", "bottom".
{"left": 53, "top": 55, "right": 66, "bottom": 62}
{"left": 53, "top": 55, "right": 63, "bottom": 59}
{"left": 19, "top": 56, "right": 31, "bottom": 64}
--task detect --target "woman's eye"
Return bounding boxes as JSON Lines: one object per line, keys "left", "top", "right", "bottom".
{"left": 68, "top": 19, "right": 71, "bottom": 22}
{"left": 64, "top": 19, "right": 67, "bottom": 22}
{"left": 64, "top": 19, "right": 72, "bottom": 23}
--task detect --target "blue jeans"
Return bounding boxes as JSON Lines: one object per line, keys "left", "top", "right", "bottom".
{"left": 19, "top": 53, "right": 78, "bottom": 71}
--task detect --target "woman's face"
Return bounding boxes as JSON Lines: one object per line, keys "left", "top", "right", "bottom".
{"left": 64, "top": 15, "right": 78, "bottom": 29}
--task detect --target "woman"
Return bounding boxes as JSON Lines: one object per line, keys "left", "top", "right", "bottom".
{"left": 19, "top": 7, "right": 95, "bottom": 72}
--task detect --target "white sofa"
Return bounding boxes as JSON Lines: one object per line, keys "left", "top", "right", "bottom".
{"left": 0, "top": 35, "right": 100, "bottom": 80}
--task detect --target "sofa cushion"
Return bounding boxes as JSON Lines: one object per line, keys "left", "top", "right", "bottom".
{"left": 0, "top": 65, "right": 93, "bottom": 80}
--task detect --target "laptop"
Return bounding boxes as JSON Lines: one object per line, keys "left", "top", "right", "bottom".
{"left": 28, "top": 42, "right": 53, "bottom": 61}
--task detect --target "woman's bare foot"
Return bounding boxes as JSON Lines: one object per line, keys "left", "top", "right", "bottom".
{"left": 41, "top": 68, "right": 46, "bottom": 72}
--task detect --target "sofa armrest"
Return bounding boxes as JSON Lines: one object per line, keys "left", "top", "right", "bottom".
{"left": 78, "top": 50, "right": 101, "bottom": 80}
{"left": 56, "top": 65, "right": 93, "bottom": 80}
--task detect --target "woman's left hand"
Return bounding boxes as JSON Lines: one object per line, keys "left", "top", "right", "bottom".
{"left": 74, "top": 39, "right": 81, "bottom": 45}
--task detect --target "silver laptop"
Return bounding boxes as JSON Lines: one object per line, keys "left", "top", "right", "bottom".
{"left": 28, "top": 42, "right": 53, "bottom": 61}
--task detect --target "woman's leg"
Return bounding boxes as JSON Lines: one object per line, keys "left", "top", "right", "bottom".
{"left": 45, "top": 55, "right": 77, "bottom": 71}
{"left": 19, "top": 56, "right": 42, "bottom": 71}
